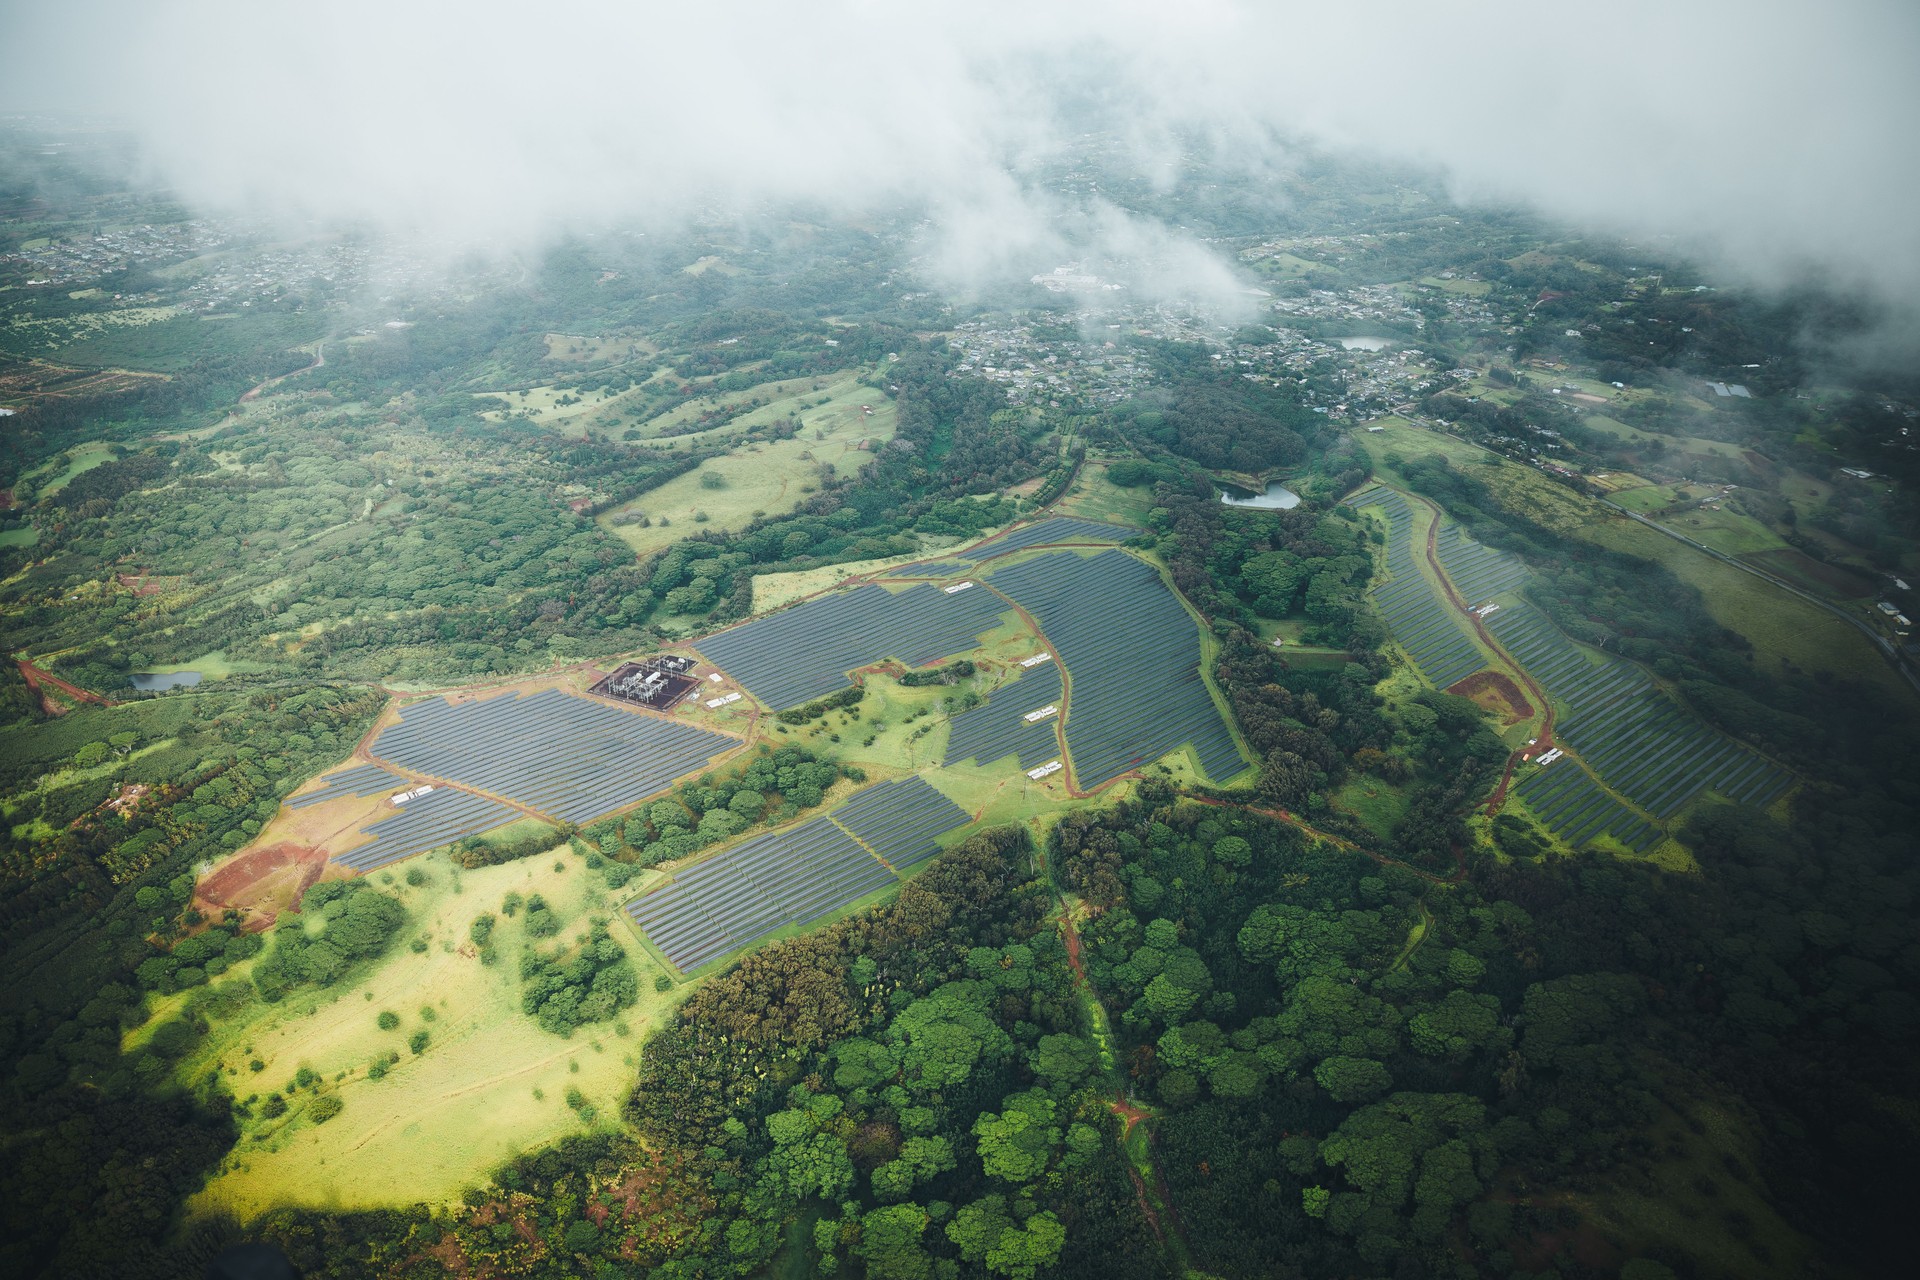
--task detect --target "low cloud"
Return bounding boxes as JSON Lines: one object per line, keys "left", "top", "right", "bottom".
{"left": 5, "top": 1, "right": 1917, "bottom": 340}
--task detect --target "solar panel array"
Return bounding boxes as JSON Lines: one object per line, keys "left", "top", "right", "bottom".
{"left": 942, "top": 664, "right": 1063, "bottom": 769}
{"left": 625, "top": 817, "right": 895, "bottom": 972}
{"left": 1485, "top": 601, "right": 1790, "bottom": 820}
{"left": 955, "top": 516, "right": 1140, "bottom": 564}
{"left": 625, "top": 775, "right": 975, "bottom": 971}
{"left": 334, "top": 787, "right": 522, "bottom": 872}
{"left": 987, "top": 550, "right": 1247, "bottom": 786}
{"left": 1351, "top": 487, "right": 1487, "bottom": 689}
{"left": 1512, "top": 763, "right": 1659, "bottom": 853}
{"left": 289, "top": 762, "right": 406, "bottom": 808}
{"left": 694, "top": 582, "right": 1008, "bottom": 710}
{"left": 1434, "top": 524, "right": 1530, "bottom": 604}
{"left": 369, "top": 689, "right": 735, "bottom": 825}
{"left": 829, "top": 775, "right": 972, "bottom": 869}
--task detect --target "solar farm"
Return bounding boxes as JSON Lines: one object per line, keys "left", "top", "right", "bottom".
{"left": 1350, "top": 487, "right": 1489, "bottom": 689}
{"left": 288, "top": 762, "right": 405, "bottom": 808}
{"left": 367, "top": 688, "right": 737, "bottom": 826}
{"left": 1433, "top": 523, "right": 1530, "bottom": 605}
{"left": 333, "top": 787, "right": 524, "bottom": 872}
{"left": 694, "top": 581, "right": 1010, "bottom": 710}
{"left": 942, "top": 662, "right": 1063, "bottom": 769}
{"left": 886, "top": 515, "right": 1139, "bottom": 576}
{"left": 1486, "top": 601, "right": 1791, "bottom": 822}
{"left": 987, "top": 549, "right": 1247, "bottom": 787}
{"left": 624, "top": 775, "right": 971, "bottom": 971}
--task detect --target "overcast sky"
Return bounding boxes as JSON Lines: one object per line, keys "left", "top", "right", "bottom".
{"left": 5, "top": 0, "right": 1918, "bottom": 341}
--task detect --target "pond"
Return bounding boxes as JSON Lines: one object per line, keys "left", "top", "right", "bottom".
{"left": 1337, "top": 336, "right": 1394, "bottom": 351}
{"left": 1219, "top": 481, "right": 1302, "bottom": 510}
{"left": 130, "top": 671, "right": 202, "bottom": 691}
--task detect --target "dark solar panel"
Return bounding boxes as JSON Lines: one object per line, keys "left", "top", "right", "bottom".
{"left": 985, "top": 549, "right": 1247, "bottom": 786}
{"left": 368, "top": 689, "right": 735, "bottom": 825}
{"left": 694, "top": 582, "right": 1008, "bottom": 710}
{"left": 624, "top": 817, "right": 893, "bottom": 971}
{"left": 942, "top": 663, "right": 1062, "bottom": 769}
{"left": 333, "top": 787, "right": 522, "bottom": 872}
{"left": 829, "top": 775, "right": 971, "bottom": 869}
{"left": 289, "top": 762, "right": 407, "bottom": 808}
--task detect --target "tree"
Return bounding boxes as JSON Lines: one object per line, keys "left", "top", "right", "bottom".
{"left": 855, "top": 1205, "right": 934, "bottom": 1280}
{"left": 1313, "top": 1055, "right": 1392, "bottom": 1103}
{"left": 973, "top": 1090, "right": 1060, "bottom": 1183}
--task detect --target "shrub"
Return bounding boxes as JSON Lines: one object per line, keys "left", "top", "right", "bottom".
{"left": 409, "top": 1030, "right": 430, "bottom": 1055}
{"left": 377, "top": 1010, "right": 400, "bottom": 1031}
{"left": 309, "top": 1094, "right": 343, "bottom": 1123}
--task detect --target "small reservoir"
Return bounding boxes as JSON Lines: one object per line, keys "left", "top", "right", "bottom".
{"left": 130, "top": 671, "right": 202, "bottom": 691}
{"left": 1219, "top": 481, "right": 1301, "bottom": 510}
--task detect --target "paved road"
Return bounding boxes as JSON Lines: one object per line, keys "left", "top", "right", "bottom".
{"left": 1602, "top": 500, "right": 1920, "bottom": 696}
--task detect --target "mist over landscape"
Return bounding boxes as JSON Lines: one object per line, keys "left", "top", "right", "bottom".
{"left": 1, "top": 4, "right": 1918, "bottom": 1280}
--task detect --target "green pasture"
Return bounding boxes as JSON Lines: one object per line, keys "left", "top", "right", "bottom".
{"left": 175, "top": 847, "right": 684, "bottom": 1215}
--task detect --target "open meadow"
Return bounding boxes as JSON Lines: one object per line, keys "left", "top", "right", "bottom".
{"left": 174, "top": 846, "right": 685, "bottom": 1215}
{"left": 599, "top": 372, "right": 896, "bottom": 556}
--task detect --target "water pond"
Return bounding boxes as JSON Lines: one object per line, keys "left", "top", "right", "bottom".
{"left": 1219, "top": 481, "right": 1302, "bottom": 510}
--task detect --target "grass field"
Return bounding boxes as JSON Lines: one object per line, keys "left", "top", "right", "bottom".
{"left": 18, "top": 441, "right": 115, "bottom": 499}
{"left": 1049, "top": 459, "right": 1156, "bottom": 529}
{"left": 1581, "top": 414, "right": 1746, "bottom": 460}
{"left": 1576, "top": 1100, "right": 1816, "bottom": 1279}
{"left": 751, "top": 549, "right": 953, "bottom": 613}
{"left": 599, "top": 373, "right": 897, "bottom": 557}
{"left": 1587, "top": 519, "right": 1909, "bottom": 695}
{"left": 143, "top": 649, "right": 276, "bottom": 680}
{"left": 0, "top": 526, "right": 37, "bottom": 547}
{"left": 181, "top": 846, "right": 686, "bottom": 1215}
{"left": 1331, "top": 776, "right": 1411, "bottom": 841}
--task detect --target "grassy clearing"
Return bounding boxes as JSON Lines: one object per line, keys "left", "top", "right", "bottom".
{"left": 543, "top": 332, "right": 656, "bottom": 365}
{"left": 599, "top": 374, "right": 896, "bottom": 557}
{"left": 1582, "top": 414, "right": 1745, "bottom": 459}
{"left": 1577, "top": 1100, "right": 1816, "bottom": 1279}
{"left": 144, "top": 649, "right": 276, "bottom": 680}
{"left": 19, "top": 441, "right": 115, "bottom": 499}
{"left": 0, "top": 526, "right": 37, "bottom": 547}
{"left": 184, "top": 848, "right": 687, "bottom": 1215}
{"left": 750, "top": 549, "right": 953, "bottom": 613}
{"left": 1586, "top": 520, "right": 1909, "bottom": 696}
{"left": 1659, "top": 505, "right": 1786, "bottom": 556}
{"left": 1416, "top": 275, "right": 1491, "bottom": 296}
{"left": 1049, "top": 459, "right": 1156, "bottom": 529}
{"left": 1331, "top": 776, "right": 1410, "bottom": 841}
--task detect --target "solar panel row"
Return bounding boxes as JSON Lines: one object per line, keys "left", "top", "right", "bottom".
{"left": 942, "top": 664, "right": 1062, "bottom": 770}
{"left": 624, "top": 774, "right": 975, "bottom": 971}
{"left": 369, "top": 689, "right": 735, "bottom": 825}
{"left": 334, "top": 787, "right": 522, "bottom": 872}
{"left": 829, "top": 775, "right": 972, "bottom": 869}
{"left": 1434, "top": 524, "right": 1531, "bottom": 604}
{"left": 1353, "top": 488, "right": 1487, "bottom": 689}
{"left": 1485, "top": 601, "right": 1790, "bottom": 819}
{"left": 625, "top": 817, "right": 895, "bottom": 972}
{"left": 956, "top": 516, "right": 1139, "bottom": 563}
{"left": 694, "top": 582, "right": 1008, "bottom": 711}
{"left": 987, "top": 549, "right": 1247, "bottom": 786}
{"left": 1513, "top": 761, "right": 1660, "bottom": 853}
{"left": 288, "top": 762, "right": 406, "bottom": 808}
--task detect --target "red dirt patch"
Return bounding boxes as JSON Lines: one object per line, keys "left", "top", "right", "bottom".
{"left": 1739, "top": 547, "right": 1875, "bottom": 599}
{"left": 1445, "top": 670, "right": 1535, "bottom": 725}
{"left": 197, "top": 841, "right": 332, "bottom": 928}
